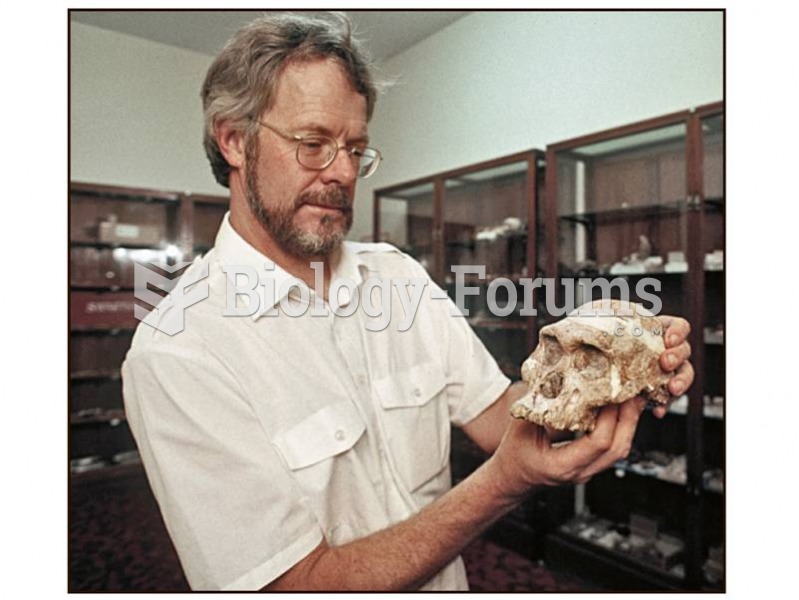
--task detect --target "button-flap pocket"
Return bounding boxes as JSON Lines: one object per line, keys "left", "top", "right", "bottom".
{"left": 273, "top": 402, "right": 365, "bottom": 470}
{"left": 372, "top": 362, "right": 450, "bottom": 493}
{"left": 373, "top": 362, "right": 446, "bottom": 409}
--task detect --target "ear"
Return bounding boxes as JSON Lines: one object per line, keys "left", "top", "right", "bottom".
{"left": 214, "top": 119, "right": 248, "bottom": 171}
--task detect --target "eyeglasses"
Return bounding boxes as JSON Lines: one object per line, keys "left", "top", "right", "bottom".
{"left": 254, "top": 120, "right": 382, "bottom": 179}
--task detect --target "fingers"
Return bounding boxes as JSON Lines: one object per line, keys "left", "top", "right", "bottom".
{"left": 553, "top": 404, "right": 620, "bottom": 478}
{"left": 658, "top": 315, "right": 691, "bottom": 348}
{"left": 580, "top": 398, "right": 645, "bottom": 479}
{"left": 584, "top": 404, "right": 620, "bottom": 453}
{"left": 668, "top": 360, "right": 695, "bottom": 397}
{"left": 660, "top": 340, "right": 691, "bottom": 372}
{"left": 655, "top": 314, "right": 694, "bottom": 415}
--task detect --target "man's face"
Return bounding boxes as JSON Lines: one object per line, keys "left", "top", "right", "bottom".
{"left": 244, "top": 59, "right": 368, "bottom": 259}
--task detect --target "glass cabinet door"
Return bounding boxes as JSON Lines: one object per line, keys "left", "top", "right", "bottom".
{"left": 374, "top": 181, "right": 436, "bottom": 275}
{"left": 553, "top": 122, "right": 691, "bottom": 316}
{"left": 441, "top": 159, "right": 534, "bottom": 380}
{"left": 698, "top": 110, "right": 724, "bottom": 590}
{"left": 547, "top": 121, "right": 694, "bottom": 585}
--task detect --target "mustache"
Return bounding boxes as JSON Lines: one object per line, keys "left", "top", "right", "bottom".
{"left": 297, "top": 188, "right": 352, "bottom": 212}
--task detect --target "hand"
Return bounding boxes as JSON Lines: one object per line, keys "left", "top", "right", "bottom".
{"left": 655, "top": 314, "right": 695, "bottom": 418}
{"left": 490, "top": 397, "right": 647, "bottom": 498}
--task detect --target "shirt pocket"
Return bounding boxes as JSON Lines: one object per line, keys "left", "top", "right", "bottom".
{"left": 272, "top": 401, "right": 366, "bottom": 489}
{"left": 372, "top": 362, "right": 450, "bottom": 492}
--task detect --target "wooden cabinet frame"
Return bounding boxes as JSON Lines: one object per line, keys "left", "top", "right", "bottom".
{"left": 543, "top": 101, "right": 724, "bottom": 590}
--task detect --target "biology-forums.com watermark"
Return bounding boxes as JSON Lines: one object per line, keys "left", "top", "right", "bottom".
{"left": 134, "top": 261, "right": 663, "bottom": 336}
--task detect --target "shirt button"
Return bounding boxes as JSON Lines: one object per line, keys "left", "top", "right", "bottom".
{"left": 335, "top": 429, "right": 346, "bottom": 441}
{"left": 413, "top": 388, "right": 422, "bottom": 398}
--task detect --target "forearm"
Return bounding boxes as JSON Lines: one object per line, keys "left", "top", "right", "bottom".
{"left": 266, "top": 455, "right": 526, "bottom": 591}
{"left": 461, "top": 380, "right": 528, "bottom": 455}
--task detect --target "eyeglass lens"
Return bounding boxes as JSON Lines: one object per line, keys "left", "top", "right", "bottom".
{"left": 297, "top": 139, "right": 380, "bottom": 178}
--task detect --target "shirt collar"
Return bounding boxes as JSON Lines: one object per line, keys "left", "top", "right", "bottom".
{"left": 214, "top": 212, "right": 368, "bottom": 320}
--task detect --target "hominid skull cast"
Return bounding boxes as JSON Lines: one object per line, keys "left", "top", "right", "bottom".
{"left": 511, "top": 300, "right": 672, "bottom": 432}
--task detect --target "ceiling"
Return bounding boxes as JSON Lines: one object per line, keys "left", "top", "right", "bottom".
{"left": 70, "top": 10, "right": 470, "bottom": 62}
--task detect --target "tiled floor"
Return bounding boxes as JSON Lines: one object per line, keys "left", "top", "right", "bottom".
{"left": 69, "top": 464, "right": 589, "bottom": 591}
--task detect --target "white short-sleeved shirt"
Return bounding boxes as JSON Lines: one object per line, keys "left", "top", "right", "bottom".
{"left": 122, "top": 214, "right": 511, "bottom": 590}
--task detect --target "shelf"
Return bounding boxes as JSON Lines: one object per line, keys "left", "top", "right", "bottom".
{"left": 546, "top": 531, "right": 685, "bottom": 591}
{"left": 445, "top": 272, "right": 530, "bottom": 285}
{"left": 70, "top": 284, "right": 134, "bottom": 292}
{"left": 703, "top": 327, "right": 724, "bottom": 345}
{"left": 399, "top": 241, "right": 433, "bottom": 251}
{"left": 613, "top": 458, "right": 723, "bottom": 494}
{"left": 612, "top": 459, "right": 687, "bottom": 489}
{"left": 70, "top": 240, "right": 169, "bottom": 250}
{"left": 70, "top": 408, "right": 127, "bottom": 426}
{"left": 664, "top": 405, "right": 724, "bottom": 420}
{"left": 559, "top": 197, "right": 723, "bottom": 226}
{"left": 468, "top": 318, "right": 528, "bottom": 331}
{"left": 70, "top": 327, "right": 134, "bottom": 337}
{"left": 657, "top": 395, "right": 724, "bottom": 420}
{"left": 71, "top": 324, "right": 137, "bottom": 334}
{"left": 446, "top": 232, "right": 528, "bottom": 248}
{"left": 70, "top": 181, "right": 180, "bottom": 203}
{"left": 69, "top": 454, "right": 142, "bottom": 478}
{"left": 560, "top": 266, "right": 723, "bottom": 277}
{"left": 559, "top": 201, "right": 689, "bottom": 226}
{"left": 70, "top": 369, "right": 121, "bottom": 381}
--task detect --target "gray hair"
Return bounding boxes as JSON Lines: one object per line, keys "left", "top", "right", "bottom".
{"left": 201, "top": 11, "right": 381, "bottom": 188}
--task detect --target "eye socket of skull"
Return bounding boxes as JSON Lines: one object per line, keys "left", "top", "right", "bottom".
{"left": 540, "top": 334, "right": 565, "bottom": 367}
{"left": 540, "top": 371, "right": 564, "bottom": 398}
{"left": 572, "top": 344, "right": 610, "bottom": 377}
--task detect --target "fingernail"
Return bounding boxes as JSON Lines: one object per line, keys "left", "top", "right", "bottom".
{"left": 669, "top": 334, "right": 679, "bottom": 346}
{"left": 672, "top": 381, "right": 684, "bottom": 395}
{"left": 666, "top": 354, "right": 677, "bottom": 369}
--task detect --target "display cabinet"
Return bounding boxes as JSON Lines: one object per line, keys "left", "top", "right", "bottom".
{"left": 69, "top": 182, "right": 228, "bottom": 478}
{"left": 542, "top": 103, "right": 724, "bottom": 591}
{"left": 374, "top": 150, "right": 546, "bottom": 374}
{"left": 374, "top": 150, "right": 548, "bottom": 556}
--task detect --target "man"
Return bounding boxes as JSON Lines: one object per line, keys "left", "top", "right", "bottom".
{"left": 122, "top": 12, "right": 694, "bottom": 591}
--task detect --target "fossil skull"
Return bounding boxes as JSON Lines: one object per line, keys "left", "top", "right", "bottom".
{"left": 510, "top": 300, "right": 672, "bottom": 431}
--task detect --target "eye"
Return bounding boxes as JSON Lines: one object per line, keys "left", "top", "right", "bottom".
{"left": 300, "top": 138, "right": 328, "bottom": 155}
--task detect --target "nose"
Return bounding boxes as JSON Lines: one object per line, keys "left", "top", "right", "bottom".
{"left": 319, "top": 147, "right": 358, "bottom": 187}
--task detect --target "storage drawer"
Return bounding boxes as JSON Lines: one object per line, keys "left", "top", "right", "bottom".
{"left": 70, "top": 291, "right": 138, "bottom": 330}
{"left": 71, "top": 378, "right": 123, "bottom": 414}
{"left": 70, "top": 331, "right": 134, "bottom": 375}
{"left": 70, "top": 247, "right": 172, "bottom": 288}
{"left": 193, "top": 202, "right": 228, "bottom": 250}
{"left": 70, "top": 421, "right": 136, "bottom": 460}
{"left": 70, "top": 194, "right": 171, "bottom": 245}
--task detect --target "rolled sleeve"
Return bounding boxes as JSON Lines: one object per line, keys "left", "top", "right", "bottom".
{"left": 443, "top": 307, "right": 512, "bottom": 427}
{"left": 122, "top": 348, "right": 323, "bottom": 590}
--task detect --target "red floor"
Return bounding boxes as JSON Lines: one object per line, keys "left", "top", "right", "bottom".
{"left": 69, "top": 464, "right": 590, "bottom": 591}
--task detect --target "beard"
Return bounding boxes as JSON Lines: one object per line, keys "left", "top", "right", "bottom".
{"left": 244, "top": 139, "right": 354, "bottom": 259}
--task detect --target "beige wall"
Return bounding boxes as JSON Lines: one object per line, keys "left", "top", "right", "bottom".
{"left": 356, "top": 11, "right": 723, "bottom": 240}
{"left": 70, "top": 21, "right": 219, "bottom": 195}
{"left": 70, "top": 11, "right": 723, "bottom": 238}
